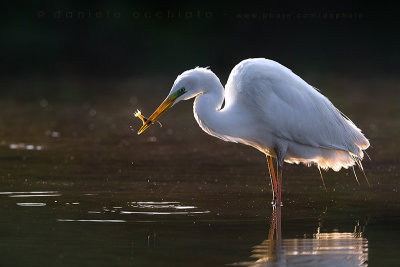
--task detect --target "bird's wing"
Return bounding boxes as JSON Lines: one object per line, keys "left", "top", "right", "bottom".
{"left": 225, "top": 58, "right": 369, "bottom": 157}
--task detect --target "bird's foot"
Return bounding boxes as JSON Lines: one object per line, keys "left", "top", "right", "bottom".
{"left": 271, "top": 199, "right": 283, "bottom": 209}
{"left": 271, "top": 198, "right": 277, "bottom": 209}
{"left": 271, "top": 196, "right": 284, "bottom": 208}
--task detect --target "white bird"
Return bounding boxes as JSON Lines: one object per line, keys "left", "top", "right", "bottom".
{"left": 136, "top": 58, "right": 370, "bottom": 206}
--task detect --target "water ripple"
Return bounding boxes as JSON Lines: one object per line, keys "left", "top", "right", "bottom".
{"left": 85, "top": 201, "right": 210, "bottom": 216}
{"left": 10, "top": 194, "right": 61, "bottom": 198}
{"left": 57, "top": 219, "right": 126, "bottom": 223}
{"left": 0, "top": 191, "right": 59, "bottom": 195}
{"left": 17, "top": 203, "right": 47, "bottom": 207}
{"left": 120, "top": 211, "right": 210, "bottom": 215}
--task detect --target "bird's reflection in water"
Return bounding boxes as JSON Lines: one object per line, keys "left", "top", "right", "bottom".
{"left": 233, "top": 207, "right": 368, "bottom": 266}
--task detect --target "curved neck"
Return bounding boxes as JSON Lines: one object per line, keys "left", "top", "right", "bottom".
{"left": 193, "top": 79, "right": 234, "bottom": 141}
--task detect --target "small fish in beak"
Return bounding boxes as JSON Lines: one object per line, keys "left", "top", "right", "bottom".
{"left": 135, "top": 88, "right": 184, "bottom": 135}
{"left": 134, "top": 110, "right": 149, "bottom": 124}
{"left": 134, "top": 110, "right": 162, "bottom": 133}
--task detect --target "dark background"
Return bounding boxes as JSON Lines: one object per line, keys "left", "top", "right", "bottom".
{"left": 0, "top": 3, "right": 399, "bottom": 266}
{"left": 1, "top": 1, "right": 398, "bottom": 100}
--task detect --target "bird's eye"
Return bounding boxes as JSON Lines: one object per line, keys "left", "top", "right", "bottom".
{"left": 179, "top": 88, "right": 185, "bottom": 94}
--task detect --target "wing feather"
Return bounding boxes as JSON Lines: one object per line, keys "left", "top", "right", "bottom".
{"left": 225, "top": 58, "right": 369, "bottom": 158}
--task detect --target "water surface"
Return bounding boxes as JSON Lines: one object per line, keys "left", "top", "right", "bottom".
{"left": 0, "top": 81, "right": 399, "bottom": 266}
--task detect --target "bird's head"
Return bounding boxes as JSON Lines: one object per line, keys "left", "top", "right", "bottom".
{"left": 137, "top": 68, "right": 209, "bottom": 135}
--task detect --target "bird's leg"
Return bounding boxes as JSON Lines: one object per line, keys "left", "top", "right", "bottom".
{"left": 267, "top": 156, "right": 278, "bottom": 207}
{"left": 268, "top": 208, "right": 277, "bottom": 240}
{"left": 266, "top": 205, "right": 282, "bottom": 262}
{"left": 276, "top": 162, "right": 283, "bottom": 207}
{"left": 275, "top": 147, "right": 286, "bottom": 207}
{"left": 275, "top": 205, "right": 282, "bottom": 240}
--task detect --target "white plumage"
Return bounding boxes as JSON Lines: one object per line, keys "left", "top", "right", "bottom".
{"left": 137, "top": 58, "right": 370, "bottom": 204}
{"left": 224, "top": 59, "right": 369, "bottom": 171}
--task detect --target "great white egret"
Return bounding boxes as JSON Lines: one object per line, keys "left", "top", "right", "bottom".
{"left": 135, "top": 58, "right": 370, "bottom": 206}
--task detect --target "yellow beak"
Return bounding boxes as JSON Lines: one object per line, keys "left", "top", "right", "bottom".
{"left": 137, "top": 93, "right": 179, "bottom": 135}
